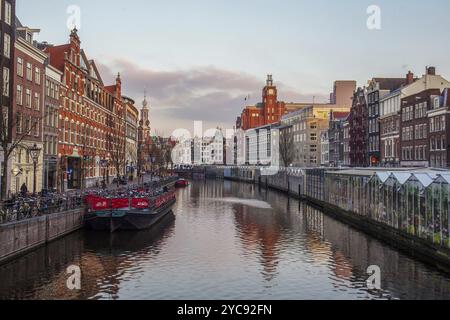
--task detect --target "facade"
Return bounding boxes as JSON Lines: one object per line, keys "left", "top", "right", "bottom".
{"left": 281, "top": 105, "right": 350, "bottom": 167}
{"left": 366, "top": 77, "right": 407, "bottom": 166}
{"left": 343, "top": 119, "right": 350, "bottom": 166}
{"left": 330, "top": 80, "right": 357, "bottom": 108}
{"left": 44, "top": 29, "right": 125, "bottom": 190}
{"left": 400, "top": 88, "right": 441, "bottom": 168}
{"left": 0, "top": 0, "right": 15, "bottom": 195}
{"left": 320, "top": 130, "right": 329, "bottom": 167}
{"left": 328, "top": 111, "right": 350, "bottom": 167}
{"left": 124, "top": 96, "right": 138, "bottom": 180}
{"left": 380, "top": 68, "right": 450, "bottom": 167}
{"left": 428, "top": 88, "right": 450, "bottom": 168}
{"left": 238, "top": 75, "right": 287, "bottom": 130}
{"left": 349, "top": 87, "right": 368, "bottom": 167}
{"left": 11, "top": 26, "right": 46, "bottom": 195}
{"left": 245, "top": 124, "right": 269, "bottom": 166}
{"left": 43, "top": 64, "right": 62, "bottom": 190}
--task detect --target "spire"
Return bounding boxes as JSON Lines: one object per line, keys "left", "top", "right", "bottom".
{"left": 142, "top": 90, "right": 149, "bottom": 109}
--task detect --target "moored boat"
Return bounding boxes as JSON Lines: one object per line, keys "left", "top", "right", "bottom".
{"left": 84, "top": 189, "right": 176, "bottom": 233}
{"left": 175, "top": 178, "right": 189, "bottom": 188}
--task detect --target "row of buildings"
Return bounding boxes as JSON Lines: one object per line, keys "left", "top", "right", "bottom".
{"left": 0, "top": 1, "right": 153, "bottom": 197}
{"left": 174, "top": 68, "right": 450, "bottom": 170}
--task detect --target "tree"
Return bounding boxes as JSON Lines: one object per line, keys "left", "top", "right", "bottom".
{"left": 0, "top": 109, "right": 44, "bottom": 201}
{"left": 279, "top": 126, "right": 295, "bottom": 167}
{"left": 106, "top": 115, "right": 126, "bottom": 186}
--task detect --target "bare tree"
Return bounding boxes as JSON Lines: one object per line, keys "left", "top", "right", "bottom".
{"left": 106, "top": 117, "right": 126, "bottom": 186}
{"left": 0, "top": 110, "right": 44, "bottom": 201}
{"left": 279, "top": 126, "right": 295, "bottom": 167}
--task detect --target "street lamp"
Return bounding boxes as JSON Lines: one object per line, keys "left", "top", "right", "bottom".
{"left": 29, "top": 144, "right": 41, "bottom": 195}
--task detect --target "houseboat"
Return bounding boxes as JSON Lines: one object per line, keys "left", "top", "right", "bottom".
{"left": 84, "top": 188, "right": 176, "bottom": 233}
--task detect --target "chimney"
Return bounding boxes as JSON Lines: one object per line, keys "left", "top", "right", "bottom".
{"left": 406, "top": 71, "right": 414, "bottom": 85}
{"left": 427, "top": 66, "right": 436, "bottom": 76}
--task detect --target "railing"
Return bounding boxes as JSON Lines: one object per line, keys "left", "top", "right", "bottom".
{"left": 0, "top": 194, "right": 84, "bottom": 225}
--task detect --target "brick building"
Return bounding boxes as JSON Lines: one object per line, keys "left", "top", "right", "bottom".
{"left": 0, "top": 0, "right": 15, "bottom": 196}
{"left": 428, "top": 88, "right": 450, "bottom": 168}
{"left": 349, "top": 87, "right": 369, "bottom": 167}
{"left": 44, "top": 29, "right": 125, "bottom": 190}
{"left": 380, "top": 68, "right": 450, "bottom": 167}
{"left": 400, "top": 88, "right": 441, "bottom": 168}
{"left": 238, "top": 75, "right": 287, "bottom": 130}
{"left": 366, "top": 78, "right": 407, "bottom": 167}
{"left": 11, "top": 25, "right": 46, "bottom": 194}
{"left": 43, "top": 64, "right": 62, "bottom": 190}
{"left": 328, "top": 110, "right": 350, "bottom": 167}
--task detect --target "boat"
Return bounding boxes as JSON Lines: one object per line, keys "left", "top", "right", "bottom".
{"left": 175, "top": 178, "right": 189, "bottom": 188}
{"left": 84, "top": 189, "right": 176, "bottom": 233}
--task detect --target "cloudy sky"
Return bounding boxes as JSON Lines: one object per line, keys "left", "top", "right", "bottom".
{"left": 17, "top": 0, "right": 450, "bottom": 136}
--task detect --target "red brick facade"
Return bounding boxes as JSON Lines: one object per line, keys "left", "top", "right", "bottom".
{"left": 238, "top": 75, "right": 286, "bottom": 130}
{"left": 45, "top": 29, "right": 125, "bottom": 190}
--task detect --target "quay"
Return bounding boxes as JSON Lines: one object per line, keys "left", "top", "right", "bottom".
{"left": 176, "top": 166, "right": 450, "bottom": 272}
{"left": 0, "top": 176, "right": 178, "bottom": 265}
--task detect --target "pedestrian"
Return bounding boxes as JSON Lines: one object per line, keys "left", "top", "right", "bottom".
{"left": 20, "top": 183, "right": 28, "bottom": 196}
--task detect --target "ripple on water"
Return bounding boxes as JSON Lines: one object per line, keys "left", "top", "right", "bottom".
{"left": 2, "top": 180, "right": 450, "bottom": 300}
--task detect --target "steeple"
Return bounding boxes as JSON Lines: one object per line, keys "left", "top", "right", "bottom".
{"left": 266, "top": 74, "right": 273, "bottom": 87}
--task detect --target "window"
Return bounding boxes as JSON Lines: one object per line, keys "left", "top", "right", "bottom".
{"left": 26, "top": 63, "right": 32, "bottom": 81}
{"left": 3, "top": 67, "right": 9, "bottom": 97}
{"left": 16, "top": 85, "right": 23, "bottom": 105}
{"left": 5, "top": 1, "right": 12, "bottom": 25}
{"left": 16, "top": 113, "right": 22, "bottom": 134}
{"left": 3, "top": 33, "right": 10, "bottom": 58}
{"left": 25, "top": 89, "right": 31, "bottom": 107}
{"left": 34, "top": 93, "right": 40, "bottom": 110}
{"left": 17, "top": 58, "right": 24, "bottom": 77}
{"left": 35, "top": 68, "right": 41, "bottom": 85}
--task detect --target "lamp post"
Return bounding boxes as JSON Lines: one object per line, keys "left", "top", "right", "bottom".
{"left": 29, "top": 144, "right": 41, "bottom": 195}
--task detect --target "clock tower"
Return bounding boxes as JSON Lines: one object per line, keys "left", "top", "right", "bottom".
{"left": 262, "top": 75, "right": 280, "bottom": 125}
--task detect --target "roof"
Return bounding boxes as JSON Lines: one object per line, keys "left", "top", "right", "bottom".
{"left": 331, "top": 111, "right": 350, "bottom": 120}
{"left": 372, "top": 78, "right": 407, "bottom": 91}
{"left": 105, "top": 85, "right": 116, "bottom": 94}
{"left": 409, "top": 173, "right": 434, "bottom": 188}
{"left": 45, "top": 44, "right": 70, "bottom": 72}
{"left": 390, "top": 172, "right": 411, "bottom": 185}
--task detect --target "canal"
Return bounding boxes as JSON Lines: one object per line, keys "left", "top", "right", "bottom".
{"left": 1, "top": 180, "right": 450, "bottom": 300}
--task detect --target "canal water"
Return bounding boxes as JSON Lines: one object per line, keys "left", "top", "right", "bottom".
{"left": 1, "top": 180, "right": 450, "bottom": 300}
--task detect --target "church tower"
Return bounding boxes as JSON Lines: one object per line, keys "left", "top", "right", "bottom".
{"left": 138, "top": 94, "right": 151, "bottom": 144}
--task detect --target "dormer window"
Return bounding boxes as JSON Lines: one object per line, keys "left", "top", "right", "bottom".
{"left": 26, "top": 32, "right": 33, "bottom": 43}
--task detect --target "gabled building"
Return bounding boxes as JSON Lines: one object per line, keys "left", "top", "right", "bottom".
{"left": 366, "top": 77, "right": 407, "bottom": 166}
{"left": 349, "top": 87, "right": 369, "bottom": 167}
{"left": 11, "top": 25, "right": 46, "bottom": 194}
{"left": 400, "top": 88, "right": 442, "bottom": 168}
{"left": 427, "top": 88, "right": 450, "bottom": 168}
{"left": 380, "top": 67, "right": 450, "bottom": 167}
{"left": 43, "top": 29, "right": 125, "bottom": 189}
{"left": 328, "top": 111, "right": 350, "bottom": 167}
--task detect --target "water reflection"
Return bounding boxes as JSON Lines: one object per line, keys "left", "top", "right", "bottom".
{"left": 1, "top": 180, "right": 450, "bottom": 300}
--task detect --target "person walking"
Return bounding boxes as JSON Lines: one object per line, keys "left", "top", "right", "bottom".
{"left": 20, "top": 183, "right": 28, "bottom": 197}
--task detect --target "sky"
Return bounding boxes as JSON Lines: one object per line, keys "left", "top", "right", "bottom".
{"left": 16, "top": 0, "right": 450, "bottom": 136}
